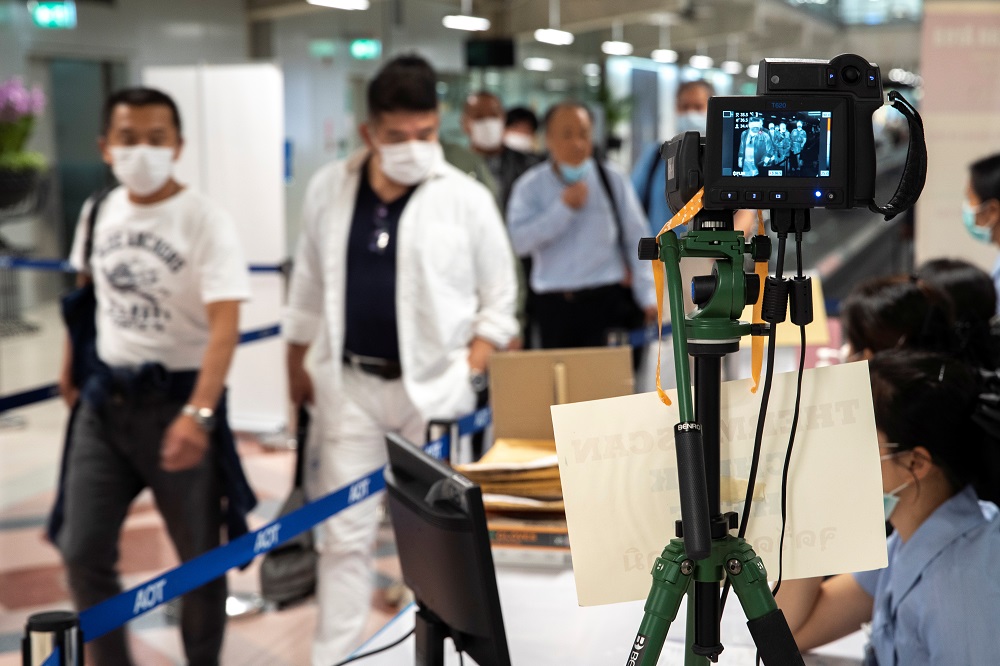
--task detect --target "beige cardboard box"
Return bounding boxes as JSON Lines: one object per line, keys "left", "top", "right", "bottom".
{"left": 488, "top": 346, "right": 635, "bottom": 444}
{"left": 458, "top": 347, "right": 634, "bottom": 520}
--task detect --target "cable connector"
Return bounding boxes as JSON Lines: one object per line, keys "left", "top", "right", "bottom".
{"left": 789, "top": 276, "right": 813, "bottom": 326}
{"left": 762, "top": 277, "right": 789, "bottom": 324}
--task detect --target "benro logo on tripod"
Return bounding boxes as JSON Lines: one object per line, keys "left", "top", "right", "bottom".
{"left": 627, "top": 634, "right": 648, "bottom": 665}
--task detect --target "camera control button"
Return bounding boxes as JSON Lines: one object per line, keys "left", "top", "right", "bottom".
{"left": 719, "top": 191, "right": 738, "bottom": 202}
{"left": 769, "top": 191, "right": 787, "bottom": 202}
{"left": 746, "top": 191, "right": 763, "bottom": 203}
{"left": 867, "top": 69, "right": 878, "bottom": 87}
{"left": 843, "top": 66, "right": 861, "bottom": 84}
{"left": 826, "top": 68, "right": 837, "bottom": 86}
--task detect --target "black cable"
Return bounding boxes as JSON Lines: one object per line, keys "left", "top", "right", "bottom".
{"left": 720, "top": 232, "right": 787, "bottom": 615}
{"left": 772, "top": 233, "right": 808, "bottom": 599}
{"left": 331, "top": 627, "right": 415, "bottom": 665}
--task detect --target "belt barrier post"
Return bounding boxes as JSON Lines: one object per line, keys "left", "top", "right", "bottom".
{"left": 22, "top": 611, "right": 82, "bottom": 666}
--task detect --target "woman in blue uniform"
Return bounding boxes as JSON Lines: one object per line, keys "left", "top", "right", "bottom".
{"left": 776, "top": 350, "right": 1000, "bottom": 666}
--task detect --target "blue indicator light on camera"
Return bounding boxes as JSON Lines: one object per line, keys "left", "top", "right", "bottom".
{"left": 814, "top": 190, "right": 822, "bottom": 198}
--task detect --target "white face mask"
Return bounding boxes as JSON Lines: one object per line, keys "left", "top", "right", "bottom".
{"left": 469, "top": 118, "right": 505, "bottom": 151}
{"left": 377, "top": 140, "right": 442, "bottom": 186}
{"left": 502, "top": 131, "right": 535, "bottom": 153}
{"left": 110, "top": 145, "right": 175, "bottom": 197}
{"left": 675, "top": 111, "right": 708, "bottom": 136}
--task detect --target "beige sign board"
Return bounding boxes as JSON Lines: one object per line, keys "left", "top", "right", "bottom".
{"left": 552, "top": 361, "right": 888, "bottom": 606}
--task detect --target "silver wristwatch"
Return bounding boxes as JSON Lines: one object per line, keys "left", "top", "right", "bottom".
{"left": 470, "top": 370, "right": 488, "bottom": 393}
{"left": 181, "top": 404, "right": 217, "bottom": 432}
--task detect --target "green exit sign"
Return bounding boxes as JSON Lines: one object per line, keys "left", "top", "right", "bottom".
{"left": 29, "top": 1, "right": 77, "bottom": 29}
{"left": 349, "top": 39, "right": 381, "bottom": 60}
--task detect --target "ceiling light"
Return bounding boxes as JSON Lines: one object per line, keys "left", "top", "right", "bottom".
{"left": 602, "top": 41, "right": 633, "bottom": 56}
{"left": 443, "top": 14, "right": 490, "bottom": 31}
{"left": 443, "top": 0, "right": 490, "bottom": 32}
{"left": 602, "top": 20, "right": 632, "bottom": 56}
{"left": 689, "top": 55, "right": 714, "bottom": 69}
{"left": 523, "top": 57, "right": 553, "bottom": 72}
{"left": 307, "top": 0, "right": 370, "bottom": 9}
{"left": 746, "top": 64, "right": 760, "bottom": 78}
{"left": 651, "top": 49, "right": 678, "bottom": 63}
{"left": 535, "top": 28, "right": 574, "bottom": 45}
{"left": 721, "top": 60, "right": 743, "bottom": 75}
{"left": 582, "top": 63, "right": 601, "bottom": 77}
{"left": 536, "top": 0, "right": 573, "bottom": 46}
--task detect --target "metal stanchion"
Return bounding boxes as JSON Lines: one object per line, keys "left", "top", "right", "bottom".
{"left": 22, "top": 611, "right": 81, "bottom": 666}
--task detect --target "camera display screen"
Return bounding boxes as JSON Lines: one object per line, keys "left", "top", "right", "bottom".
{"left": 719, "top": 111, "right": 832, "bottom": 179}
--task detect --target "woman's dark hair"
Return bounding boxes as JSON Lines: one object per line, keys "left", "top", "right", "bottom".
{"left": 367, "top": 55, "right": 438, "bottom": 119}
{"left": 505, "top": 106, "right": 538, "bottom": 132}
{"left": 969, "top": 153, "right": 1000, "bottom": 203}
{"left": 869, "top": 350, "right": 990, "bottom": 495}
{"left": 916, "top": 258, "right": 999, "bottom": 368}
{"left": 840, "top": 275, "right": 957, "bottom": 356}
{"left": 102, "top": 87, "right": 182, "bottom": 136}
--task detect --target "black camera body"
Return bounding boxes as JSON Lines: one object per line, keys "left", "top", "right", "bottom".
{"left": 667, "top": 54, "right": 885, "bottom": 213}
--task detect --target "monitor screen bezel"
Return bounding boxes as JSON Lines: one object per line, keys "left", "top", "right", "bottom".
{"left": 703, "top": 95, "right": 850, "bottom": 205}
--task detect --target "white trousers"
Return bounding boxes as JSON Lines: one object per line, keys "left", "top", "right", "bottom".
{"left": 305, "top": 367, "right": 425, "bottom": 666}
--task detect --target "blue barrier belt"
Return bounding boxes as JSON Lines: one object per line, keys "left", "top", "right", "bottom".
{"left": 0, "top": 256, "right": 283, "bottom": 274}
{"left": 238, "top": 325, "right": 281, "bottom": 345}
{"left": 0, "top": 325, "right": 282, "bottom": 415}
{"left": 38, "top": 416, "right": 494, "bottom": 666}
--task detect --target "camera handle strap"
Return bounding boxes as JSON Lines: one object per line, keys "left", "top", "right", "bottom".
{"left": 868, "top": 90, "right": 928, "bottom": 222}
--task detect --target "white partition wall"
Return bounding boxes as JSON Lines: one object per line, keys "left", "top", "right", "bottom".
{"left": 143, "top": 64, "right": 288, "bottom": 433}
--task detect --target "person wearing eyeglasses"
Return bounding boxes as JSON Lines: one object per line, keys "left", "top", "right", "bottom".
{"left": 776, "top": 350, "right": 1000, "bottom": 666}
{"left": 282, "top": 55, "right": 518, "bottom": 666}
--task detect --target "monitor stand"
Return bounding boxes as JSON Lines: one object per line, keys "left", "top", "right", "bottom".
{"left": 415, "top": 606, "right": 447, "bottom": 666}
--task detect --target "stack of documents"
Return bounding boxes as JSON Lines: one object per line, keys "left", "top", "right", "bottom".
{"left": 455, "top": 438, "right": 564, "bottom": 513}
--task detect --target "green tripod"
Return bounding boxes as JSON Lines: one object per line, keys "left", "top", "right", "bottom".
{"left": 627, "top": 210, "right": 805, "bottom": 666}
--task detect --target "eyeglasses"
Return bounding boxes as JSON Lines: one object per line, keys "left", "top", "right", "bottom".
{"left": 880, "top": 443, "right": 926, "bottom": 463}
{"left": 369, "top": 204, "right": 390, "bottom": 255}
{"left": 879, "top": 442, "right": 902, "bottom": 461}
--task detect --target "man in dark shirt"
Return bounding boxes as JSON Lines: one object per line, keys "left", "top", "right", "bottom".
{"left": 283, "top": 55, "right": 518, "bottom": 665}
{"left": 462, "top": 91, "right": 543, "bottom": 212}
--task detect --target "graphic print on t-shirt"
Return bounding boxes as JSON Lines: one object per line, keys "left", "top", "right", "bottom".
{"left": 96, "top": 228, "right": 187, "bottom": 333}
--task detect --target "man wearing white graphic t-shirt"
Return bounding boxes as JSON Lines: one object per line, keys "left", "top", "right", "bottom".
{"left": 55, "top": 88, "right": 254, "bottom": 666}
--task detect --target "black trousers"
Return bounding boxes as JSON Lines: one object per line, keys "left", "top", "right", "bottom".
{"left": 59, "top": 398, "right": 226, "bottom": 666}
{"left": 534, "top": 284, "right": 624, "bottom": 349}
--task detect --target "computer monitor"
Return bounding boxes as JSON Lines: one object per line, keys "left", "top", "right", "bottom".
{"left": 384, "top": 433, "right": 512, "bottom": 666}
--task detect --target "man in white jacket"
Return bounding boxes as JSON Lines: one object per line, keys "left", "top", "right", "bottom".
{"left": 282, "top": 55, "right": 519, "bottom": 665}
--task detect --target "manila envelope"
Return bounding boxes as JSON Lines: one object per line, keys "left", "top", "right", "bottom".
{"left": 551, "top": 361, "right": 887, "bottom": 606}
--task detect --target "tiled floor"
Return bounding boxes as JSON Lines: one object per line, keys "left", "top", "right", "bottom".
{"left": 0, "top": 303, "right": 404, "bottom": 665}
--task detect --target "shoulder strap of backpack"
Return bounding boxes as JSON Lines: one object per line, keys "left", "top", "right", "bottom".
{"left": 82, "top": 186, "right": 116, "bottom": 266}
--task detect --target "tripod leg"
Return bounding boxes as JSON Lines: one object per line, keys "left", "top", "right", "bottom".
{"left": 725, "top": 539, "right": 805, "bottom": 666}
{"left": 626, "top": 540, "right": 692, "bottom": 666}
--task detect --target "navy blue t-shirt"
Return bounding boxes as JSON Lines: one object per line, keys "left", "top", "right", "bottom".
{"left": 343, "top": 162, "right": 415, "bottom": 361}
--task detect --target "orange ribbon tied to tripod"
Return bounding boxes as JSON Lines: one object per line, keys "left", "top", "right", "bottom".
{"left": 648, "top": 189, "right": 767, "bottom": 405}
{"left": 651, "top": 189, "right": 704, "bottom": 407}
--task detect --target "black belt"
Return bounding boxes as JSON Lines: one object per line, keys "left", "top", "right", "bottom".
{"left": 342, "top": 350, "right": 402, "bottom": 380}
{"left": 541, "top": 283, "right": 620, "bottom": 303}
